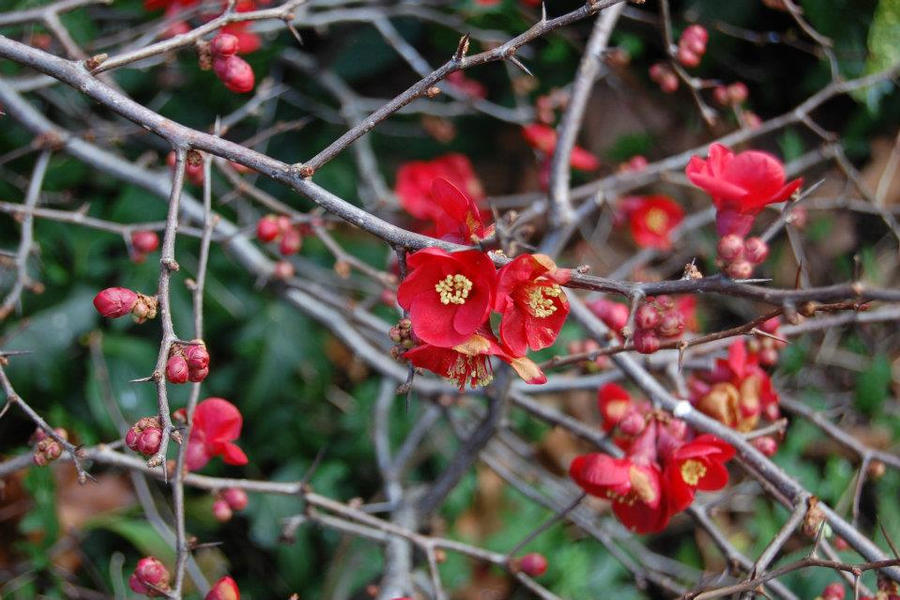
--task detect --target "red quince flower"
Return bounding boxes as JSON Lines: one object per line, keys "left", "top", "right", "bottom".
{"left": 569, "top": 453, "right": 669, "bottom": 533}
{"left": 206, "top": 576, "right": 240, "bottom": 600}
{"left": 522, "top": 124, "right": 599, "bottom": 171}
{"left": 664, "top": 434, "right": 735, "bottom": 513}
{"left": 493, "top": 253, "right": 571, "bottom": 355}
{"left": 397, "top": 248, "right": 496, "bottom": 347}
{"left": 185, "top": 398, "right": 248, "bottom": 471}
{"left": 405, "top": 330, "right": 546, "bottom": 389}
{"left": 597, "top": 383, "right": 642, "bottom": 432}
{"left": 395, "top": 154, "right": 484, "bottom": 221}
{"left": 621, "top": 195, "right": 684, "bottom": 249}
{"left": 429, "top": 178, "right": 492, "bottom": 244}
{"left": 686, "top": 143, "right": 803, "bottom": 236}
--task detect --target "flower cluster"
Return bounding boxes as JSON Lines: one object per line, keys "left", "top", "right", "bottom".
{"left": 126, "top": 417, "right": 163, "bottom": 456}
{"left": 256, "top": 214, "right": 306, "bottom": 255}
{"left": 212, "top": 487, "right": 249, "bottom": 522}
{"left": 688, "top": 337, "right": 782, "bottom": 455}
{"left": 397, "top": 250, "right": 571, "bottom": 389}
{"left": 522, "top": 123, "right": 600, "bottom": 186}
{"left": 165, "top": 341, "right": 210, "bottom": 384}
{"left": 676, "top": 25, "right": 708, "bottom": 67}
{"left": 31, "top": 427, "right": 67, "bottom": 467}
{"left": 649, "top": 62, "right": 678, "bottom": 93}
{"left": 210, "top": 33, "right": 255, "bottom": 93}
{"left": 617, "top": 195, "right": 684, "bottom": 250}
{"left": 631, "top": 295, "right": 690, "bottom": 354}
{"left": 570, "top": 384, "right": 735, "bottom": 533}
{"left": 184, "top": 397, "right": 248, "bottom": 471}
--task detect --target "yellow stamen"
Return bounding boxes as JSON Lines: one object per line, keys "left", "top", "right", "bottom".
{"left": 447, "top": 355, "right": 492, "bottom": 388}
{"left": 526, "top": 284, "right": 562, "bottom": 318}
{"left": 435, "top": 273, "right": 473, "bottom": 305}
{"left": 644, "top": 208, "right": 668, "bottom": 234}
{"left": 680, "top": 459, "right": 707, "bottom": 486}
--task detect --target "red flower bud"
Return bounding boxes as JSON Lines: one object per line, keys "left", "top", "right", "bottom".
{"left": 132, "top": 231, "right": 160, "bottom": 254}
{"left": 185, "top": 344, "right": 210, "bottom": 371}
{"left": 660, "top": 72, "right": 679, "bottom": 93}
{"left": 212, "top": 499, "right": 233, "bottom": 522}
{"left": 633, "top": 330, "right": 660, "bottom": 354}
{"left": 221, "top": 487, "right": 248, "bottom": 510}
{"left": 166, "top": 355, "right": 189, "bottom": 384}
{"left": 210, "top": 33, "right": 239, "bottom": 57}
{"left": 758, "top": 347, "right": 779, "bottom": 367}
{"left": 717, "top": 234, "right": 745, "bottom": 262}
{"left": 272, "top": 260, "right": 295, "bottom": 280}
{"left": 189, "top": 365, "right": 209, "bottom": 383}
{"left": 822, "top": 583, "right": 845, "bottom": 600}
{"left": 206, "top": 576, "right": 240, "bottom": 600}
{"left": 743, "top": 237, "right": 769, "bottom": 264}
{"left": 216, "top": 55, "right": 255, "bottom": 93}
{"left": 751, "top": 436, "right": 778, "bottom": 457}
{"left": 130, "top": 556, "right": 170, "bottom": 596}
{"left": 588, "top": 299, "right": 630, "bottom": 333}
{"left": 127, "top": 418, "right": 164, "bottom": 456}
{"left": 658, "top": 312, "right": 685, "bottom": 338}
{"left": 725, "top": 260, "right": 754, "bottom": 280}
{"left": 713, "top": 85, "right": 730, "bottom": 106}
{"left": 94, "top": 287, "right": 138, "bottom": 318}
{"left": 517, "top": 552, "right": 548, "bottom": 577}
{"left": 618, "top": 412, "right": 646, "bottom": 436}
{"left": 256, "top": 215, "right": 281, "bottom": 242}
{"left": 677, "top": 47, "right": 700, "bottom": 68}
{"left": 279, "top": 227, "right": 302, "bottom": 255}
{"left": 635, "top": 305, "right": 661, "bottom": 331}
{"left": 728, "top": 82, "right": 749, "bottom": 104}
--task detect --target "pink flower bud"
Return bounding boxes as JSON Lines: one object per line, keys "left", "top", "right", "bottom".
{"left": 635, "top": 305, "right": 661, "bottom": 331}
{"left": 743, "top": 237, "right": 769, "bottom": 264}
{"left": 131, "top": 556, "right": 170, "bottom": 596}
{"left": 589, "top": 299, "right": 630, "bottom": 333}
{"left": 206, "top": 576, "right": 240, "bottom": 600}
{"left": 256, "top": 216, "right": 281, "bottom": 242}
{"left": 763, "top": 401, "right": 780, "bottom": 422}
{"left": 94, "top": 287, "right": 138, "bottom": 318}
{"left": 185, "top": 344, "right": 210, "bottom": 371}
{"left": 279, "top": 227, "right": 302, "bottom": 255}
{"left": 713, "top": 85, "right": 730, "bottom": 106}
{"left": 658, "top": 312, "right": 685, "bottom": 338}
{"left": 517, "top": 552, "right": 548, "bottom": 577}
{"left": 633, "top": 330, "right": 660, "bottom": 354}
{"left": 189, "top": 365, "right": 209, "bottom": 383}
{"left": 627, "top": 155, "right": 648, "bottom": 171}
{"left": 677, "top": 47, "right": 700, "bottom": 67}
{"left": 222, "top": 487, "right": 248, "bottom": 510}
{"left": 682, "top": 25, "right": 708, "bottom": 45}
{"left": 210, "top": 33, "right": 239, "bottom": 57}
{"left": 752, "top": 436, "right": 778, "bottom": 457}
{"left": 166, "top": 355, "right": 189, "bottom": 384}
{"left": 219, "top": 55, "right": 255, "bottom": 93}
{"left": 725, "top": 260, "right": 754, "bottom": 280}
{"left": 137, "top": 428, "right": 162, "bottom": 455}
{"left": 822, "top": 584, "right": 845, "bottom": 600}
{"left": 618, "top": 411, "right": 646, "bottom": 436}
{"left": 212, "top": 499, "right": 233, "bottom": 522}
{"left": 758, "top": 347, "right": 779, "bottom": 367}
{"left": 132, "top": 231, "right": 160, "bottom": 254}
{"left": 660, "top": 72, "right": 679, "bottom": 93}
{"left": 717, "top": 234, "right": 745, "bottom": 262}
{"left": 728, "top": 82, "right": 749, "bottom": 104}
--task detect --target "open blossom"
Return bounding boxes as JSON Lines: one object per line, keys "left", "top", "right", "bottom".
{"left": 395, "top": 154, "right": 484, "bottom": 221}
{"left": 429, "top": 178, "right": 491, "bottom": 244}
{"left": 686, "top": 143, "right": 803, "bottom": 236}
{"left": 397, "top": 248, "right": 496, "bottom": 347}
{"left": 185, "top": 398, "right": 248, "bottom": 471}
{"left": 405, "top": 330, "right": 546, "bottom": 389}
{"left": 522, "top": 123, "right": 599, "bottom": 171}
{"left": 493, "top": 254, "right": 571, "bottom": 355}
{"left": 569, "top": 454, "right": 669, "bottom": 533}
{"left": 620, "top": 195, "right": 684, "bottom": 249}
{"left": 663, "top": 434, "right": 734, "bottom": 513}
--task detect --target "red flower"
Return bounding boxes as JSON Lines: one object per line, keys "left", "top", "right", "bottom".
{"left": 397, "top": 248, "right": 496, "bottom": 347}
{"left": 664, "top": 434, "right": 734, "bottom": 513}
{"left": 493, "top": 254, "right": 571, "bottom": 355}
{"left": 185, "top": 398, "right": 248, "bottom": 471}
{"left": 395, "top": 154, "right": 484, "bottom": 221}
{"left": 686, "top": 143, "right": 802, "bottom": 236}
{"left": 622, "top": 195, "right": 684, "bottom": 249}
{"left": 405, "top": 330, "right": 546, "bottom": 389}
{"left": 447, "top": 71, "right": 487, "bottom": 99}
{"left": 569, "top": 454, "right": 669, "bottom": 533}
{"left": 429, "top": 178, "right": 491, "bottom": 244}
{"left": 597, "top": 383, "right": 634, "bottom": 432}
{"left": 522, "top": 124, "right": 599, "bottom": 171}
{"left": 206, "top": 576, "right": 240, "bottom": 600}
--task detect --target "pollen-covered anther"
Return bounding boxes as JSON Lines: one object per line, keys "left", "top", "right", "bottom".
{"left": 447, "top": 355, "right": 493, "bottom": 387}
{"left": 435, "top": 273, "right": 473, "bottom": 305}
{"left": 526, "top": 284, "right": 562, "bottom": 318}
{"left": 680, "top": 459, "right": 707, "bottom": 485}
{"left": 644, "top": 207, "right": 669, "bottom": 234}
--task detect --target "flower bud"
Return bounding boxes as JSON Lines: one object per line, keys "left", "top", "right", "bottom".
{"left": 132, "top": 231, "right": 160, "bottom": 254}
{"left": 717, "top": 234, "right": 745, "bottom": 262}
{"left": 727, "top": 82, "right": 749, "bottom": 104}
{"left": 94, "top": 287, "right": 138, "bottom": 318}
{"left": 272, "top": 260, "right": 295, "bottom": 280}
{"left": 188, "top": 365, "right": 209, "bottom": 383}
{"left": 212, "top": 499, "right": 233, "bottom": 522}
{"left": 222, "top": 487, "right": 248, "bottom": 510}
{"left": 166, "top": 355, "right": 189, "bottom": 384}
{"left": 131, "top": 293, "right": 159, "bottom": 323}
{"left": 658, "top": 312, "right": 685, "bottom": 338}
{"left": 635, "top": 305, "right": 661, "bottom": 331}
{"left": 713, "top": 85, "right": 730, "bottom": 106}
{"left": 218, "top": 55, "right": 255, "bottom": 93}
{"left": 744, "top": 237, "right": 769, "bottom": 264}
{"left": 137, "top": 427, "right": 162, "bottom": 455}
{"left": 659, "top": 72, "right": 679, "bottom": 93}
{"left": 185, "top": 343, "right": 210, "bottom": 371}
{"left": 822, "top": 583, "right": 845, "bottom": 600}
{"left": 516, "top": 552, "right": 548, "bottom": 577}
{"left": 677, "top": 47, "right": 700, "bottom": 67}
{"left": 256, "top": 216, "right": 281, "bottom": 242}
{"left": 589, "top": 299, "right": 630, "bottom": 333}
{"left": 751, "top": 436, "right": 778, "bottom": 457}
{"left": 210, "top": 33, "right": 239, "bottom": 57}
{"left": 618, "top": 411, "right": 646, "bottom": 436}
{"left": 130, "top": 556, "right": 170, "bottom": 596}
{"left": 279, "top": 227, "right": 302, "bottom": 255}
{"left": 725, "top": 260, "right": 754, "bottom": 280}
{"left": 633, "top": 330, "right": 660, "bottom": 354}
{"left": 206, "top": 576, "right": 240, "bottom": 600}
{"left": 758, "top": 347, "right": 779, "bottom": 367}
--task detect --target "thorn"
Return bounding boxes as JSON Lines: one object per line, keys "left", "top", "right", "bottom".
{"left": 507, "top": 54, "right": 533, "bottom": 77}
{"left": 453, "top": 34, "right": 471, "bottom": 62}
{"left": 541, "top": 2, "right": 547, "bottom": 22}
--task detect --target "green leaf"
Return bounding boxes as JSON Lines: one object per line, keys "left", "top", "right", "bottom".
{"left": 83, "top": 515, "right": 175, "bottom": 564}
{"left": 855, "top": 354, "right": 892, "bottom": 415}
